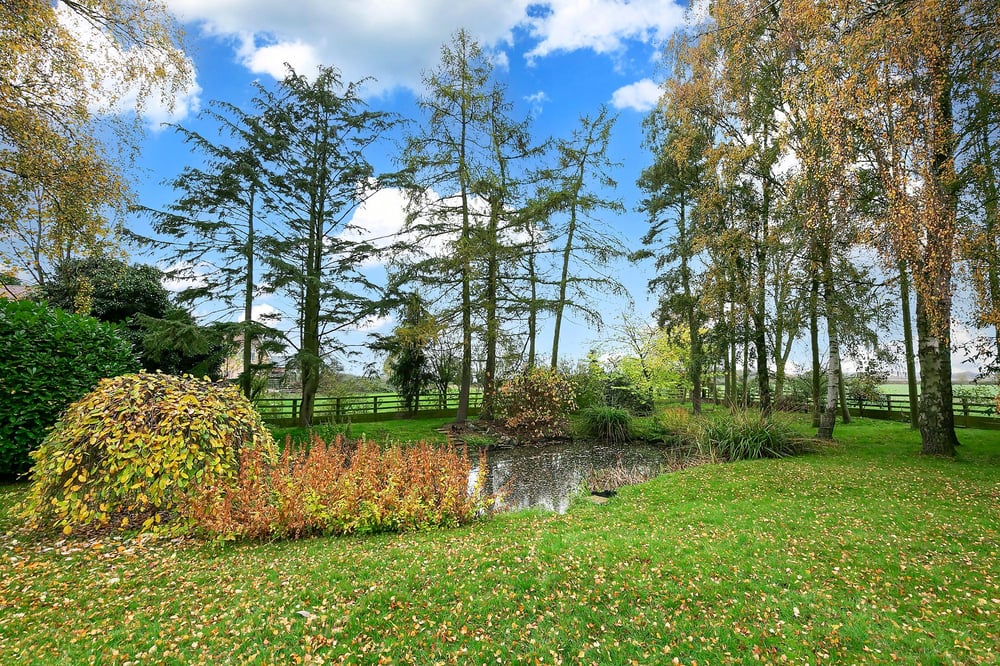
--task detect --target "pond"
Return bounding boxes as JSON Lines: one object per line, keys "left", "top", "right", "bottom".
{"left": 468, "top": 441, "right": 686, "bottom": 513}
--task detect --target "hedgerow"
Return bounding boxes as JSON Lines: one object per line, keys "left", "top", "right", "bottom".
{"left": 0, "top": 299, "right": 138, "bottom": 478}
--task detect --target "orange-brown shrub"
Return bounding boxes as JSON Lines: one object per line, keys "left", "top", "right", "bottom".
{"left": 183, "top": 434, "right": 498, "bottom": 540}
{"left": 496, "top": 368, "right": 577, "bottom": 442}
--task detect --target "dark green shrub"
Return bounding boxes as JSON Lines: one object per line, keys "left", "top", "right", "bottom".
{"left": 699, "top": 410, "right": 800, "bottom": 461}
{"left": 778, "top": 373, "right": 823, "bottom": 412}
{"left": 578, "top": 407, "right": 633, "bottom": 444}
{"left": 564, "top": 354, "right": 608, "bottom": 410}
{"left": 20, "top": 372, "right": 276, "bottom": 534}
{"left": 605, "top": 375, "right": 654, "bottom": 415}
{"left": 0, "top": 299, "right": 138, "bottom": 479}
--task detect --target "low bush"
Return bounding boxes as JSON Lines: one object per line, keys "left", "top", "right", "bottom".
{"left": 698, "top": 410, "right": 800, "bottom": 461}
{"left": 654, "top": 407, "right": 701, "bottom": 446}
{"left": 604, "top": 375, "right": 654, "bottom": 415}
{"left": 564, "top": 355, "right": 607, "bottom": 410}
{"left": 845, "top": 372, "right": 886, "bottom": 406}
{"left": 496, "top": 368, "right": 577, "bottom": 441}
{"left": 0, "top": 299, "right": 138, "bottom": 479}
{"left": 20, "top": 372, "right": 276, "bottom": 534}
{"left": 184, "top": 434, "right": 498, "bottom": 539}
{"left": 578, "top": 407, "right": 632, "bottom": 444}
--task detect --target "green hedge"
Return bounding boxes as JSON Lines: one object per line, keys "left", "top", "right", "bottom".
{"left": 0, "top": 299, "right": 138, "bottom": 478}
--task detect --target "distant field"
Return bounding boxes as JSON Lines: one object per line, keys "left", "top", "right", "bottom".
{"left": 880, "top": 383, "right": 1000, "bottom": 396}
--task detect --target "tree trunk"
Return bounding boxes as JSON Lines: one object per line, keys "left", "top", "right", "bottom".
{"left": 755, "top": 179, "right": 772, "bottom": 416}
{"left": 527, "top": 247, "right": 538, "bottom": 369}
{"left": 480, "top": 209, "right": 500, "bottom": 421}
{"left": 298, "top": 205, "right": 323, "bottom": 427}
{"left": 899, "top": 259, "right": 920, "bottom": 429}
{"left": 818, "top": 247, "right": 842, "bottom": 439}
{"left": 916, "top": 291, "right": 959, "bottom": 455}
{"left": 679, "top": 195, "right": 702, "bottom": 415}
{"left": 915, "top": 19, "right": 958, "bottom": 456}
{"left": 809, "top": 273, "right": 821, "bottom": 427}
{"left": 551, "top": 205, "right": 577, "bottom": 370}
{"left": 838, "top": 372, "right": 851, "bottom": 424}
{"left": 456, "top": 223, "right": 473, "bottom": 424}
{"left": 740, "top": 305, "right": 750, "bottom": 409}
{"left": 241, "top": 186, "right": 256, "bottom": 401}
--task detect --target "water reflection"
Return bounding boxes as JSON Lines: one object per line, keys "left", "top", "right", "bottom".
{"left": 469, "top": 441, "right": 674, "bottom": 513}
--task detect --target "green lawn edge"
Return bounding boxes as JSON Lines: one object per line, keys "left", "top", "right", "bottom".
{"left": 2, "top": 415, "right": 998, "bottom": 664}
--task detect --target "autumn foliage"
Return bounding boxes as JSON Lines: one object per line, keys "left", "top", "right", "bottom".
{"left": 183, "top": 434, "right": 497, "bottom": 540}
{"left": 20, "top": 372, "right": 276, "bottom": 534}
{"left": 496, "top": 368, "right": 577, "bottom": 442}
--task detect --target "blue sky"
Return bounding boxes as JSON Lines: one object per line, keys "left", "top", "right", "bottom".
{"left": 120, "top": 0, "right": 693, "bottom": 372}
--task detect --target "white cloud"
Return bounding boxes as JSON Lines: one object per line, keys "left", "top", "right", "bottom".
{"left": 688, "top": 0, "right": 714, "bottom": 26}
{"left": 58, "top": 5, "right": 201, "bottom": 127}
{"left": 525, "top": 0, "right": 686, "bottom": 61}
{"left": 337, "top": 186, "right": 470, "bottom": 266}
{"left": 236, "top": 34, "right": 321, "bottom": 80}
{"left": 238, "top": 303, "right": 282, "bottom": 324}
{"left": 525, "top": 90, "right": 550, "bottom": 116}
{"left": 343, "top": 187, "right": 411, "bottom": 244}
{"left": 168, "top": 0, "right": 531, "bottom": 94}
{"left": 167, "top": 1, "right": 687, "bottom": 95}
{"left": 160, "top": 261, "right": 210, "bottom": 292}
{"left": 350, "top": 314, "right": 393, "bottom": 333}
{"left": 610, "top": 78, "right": 660, "bottom": 112}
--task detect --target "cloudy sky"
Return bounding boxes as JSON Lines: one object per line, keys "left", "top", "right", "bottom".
{"left": 120, "top": 0, "right": 693, "bottom": 370}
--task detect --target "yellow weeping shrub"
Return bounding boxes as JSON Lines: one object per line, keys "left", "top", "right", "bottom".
{"left": 20, "top": 372, "right": 276, "bottom": 534}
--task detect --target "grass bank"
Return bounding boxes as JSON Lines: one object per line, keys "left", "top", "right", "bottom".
{"left": 2, "top": 416, "right": 998, "bottom": 664}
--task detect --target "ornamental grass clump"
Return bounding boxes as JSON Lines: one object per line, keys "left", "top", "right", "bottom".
{"left": 20, "top": 372, "right": 276, "bottom": 534}
{"left": 698, "top": 410, "right": 800, "bottom": 461}
{"left": 578, "top": 406, "right": 633, "bottom": 444}
{"left": 655, "top": 406, "right": 700, "bottom": 447}
{"left": 183, "top": 434, "right": 498, "bottom": 540}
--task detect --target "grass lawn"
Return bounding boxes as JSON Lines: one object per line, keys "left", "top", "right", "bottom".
{"left": 2, "top": 416, "right": 999, "bottom": 664}
{"left": 271, "top": 417, "right": 455, "bottom": 448}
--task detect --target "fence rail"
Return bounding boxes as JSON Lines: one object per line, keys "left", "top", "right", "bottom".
{"left": 848, "top": 394, "right": 997, "bottom": 430}
{"left": 257, "top": 386, "right": 998, "bottom": 431}
{"left": 255, "top": 391, "right": 483, "bottom": 427}
{"left": 669, "top": 387, "right": 1000, "bottom": 430}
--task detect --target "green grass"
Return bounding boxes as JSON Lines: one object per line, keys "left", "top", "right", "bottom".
{"left": 880, "top": 382, "right": 1000, "bottom": 397}
{"left": 2, "top": 416, "right": 999, "bottom": 664}
{"left": 270, "top": 417, "right": 454, "bottom": 448}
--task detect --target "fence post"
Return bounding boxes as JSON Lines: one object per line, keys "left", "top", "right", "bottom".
{"left": 336, "top": 397, "right": 342, "bottom": 422}
{"left": 291, "top": 399, "right": 299, "bottom": 424}
{"left": 373, "top": 395, "right": 379, "bottom": 414}
{"left": 962, "top": 397, "right": 969, "bottom": 418}
{"left": 886, "top": 394, "right": 892, "bottom": 419}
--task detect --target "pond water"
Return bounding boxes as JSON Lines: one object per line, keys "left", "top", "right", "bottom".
{"left": 468, "top": 441, "right": 681, "bottom": 513}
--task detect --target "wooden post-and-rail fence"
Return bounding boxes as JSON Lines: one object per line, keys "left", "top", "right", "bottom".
{"left": 254, "top": 392, "right": 483, "bottom": 428}
{"left": 257, "top": 387, "right": 999, "bottom": 431}
{"left": 666, "top": 386, "right": 1000, "bottom": 431}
